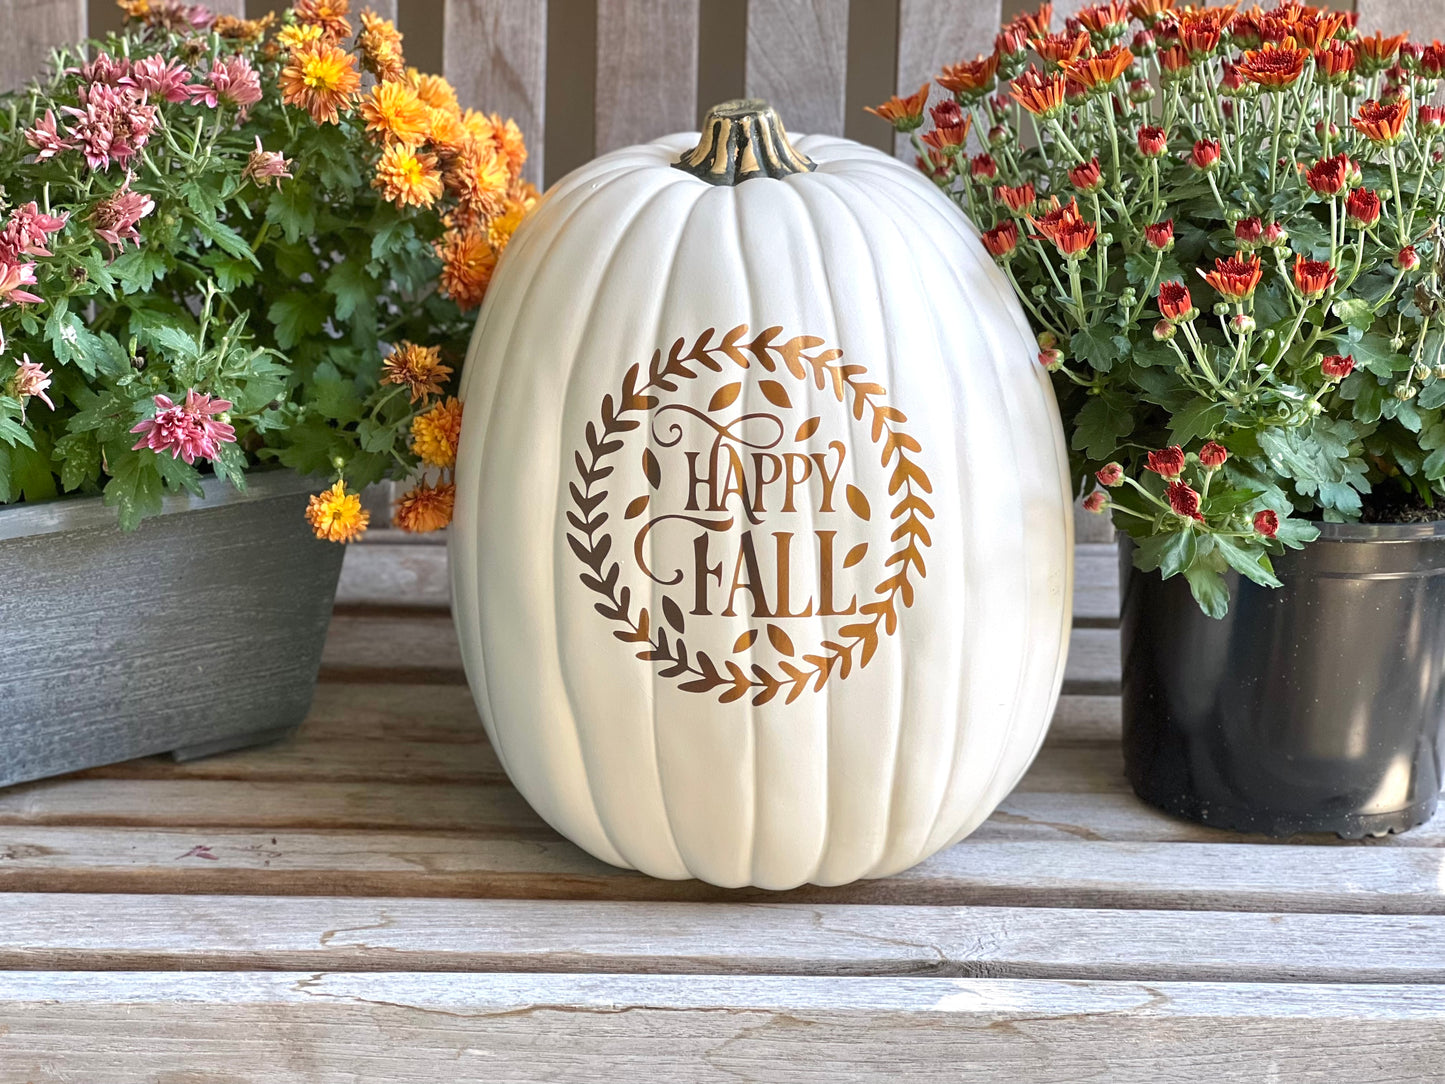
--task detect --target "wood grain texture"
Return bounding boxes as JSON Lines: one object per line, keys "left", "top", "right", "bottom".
{"left": 595, "top": 0, "right": 701, "bottom": 152}
{"left": 745, "top": 0, "right": 849, "bottom": 137}
{"left": 0, "top": 0, "right": 84, "bottom": 92}
{"left": 1, "top": 972, "right": 1443, "bottom": 1084}
{"left": 892, "top": 0, "right": 1000, "bottom": 158}
{"left": 1355, "top": 0, "right": 1444, "bottom": 37}
{"left": 4, "top": 894, "right": 1445, "bottom": 983}
{"left": 444, "top": 0, "right": 548, "bottom": 185}
{"left": 336, "top": 541, "right": 451, "bottom": 608}
{"left": 4, "top": 825, "right": 1443, "bottom": 911}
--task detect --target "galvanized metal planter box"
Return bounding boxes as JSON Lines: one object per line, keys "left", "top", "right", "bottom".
{"left": 0, "top": 470, "right": 343, "bottom": 789}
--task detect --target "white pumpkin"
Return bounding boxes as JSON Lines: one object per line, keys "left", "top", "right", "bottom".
{"left": 450, "top": 101, "right": 1073, "bottom": 889}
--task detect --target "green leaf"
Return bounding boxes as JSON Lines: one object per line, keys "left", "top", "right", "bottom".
{"left": 1168, "top": 398, "right": 1228, "bottom": 445}
{"left": 108, "top": 247, "right": 170, "bottom": 294}
{"left": 55, "top": 431, "right": 101, "bottom": 492}
{"left": 266, "top": 182, "right": 317, "bottom": 245}
{"left": 1213, "top": 534, "right": 1282, "bottom": 588}
{"left": 102, "top": 448, "right": 164, "bottom": 530}
{"left": 1071, "top": 392, "right": 1135, "bottom": 461}
{"left": 267, "top": 292, "right": 330, "bottom": 351}
{"left": 1184, "top": 565, "right": 1230, "bottom": 618}
{"left": 1331, "top": 297, "right": 1375, "bottom": 333}
{"left": 1069, "top": 325, "right": 1129, "bottom": 374}
{"left": 325, "top": 257, "right": 379, "bottom": 323}
{"left": 9, "top": 439, "right": 56, "bottom": 502}
{"left": 194, "top": 215, "right": 262, "bottom": 268}
{"left": 1134, "top": 527, "right": 1198, "bottom": 580}
{"left": 310, "top": 375, "right": 364, "bottom": 424}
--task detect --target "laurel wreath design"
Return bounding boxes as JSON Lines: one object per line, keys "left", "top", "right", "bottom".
{"left": 566, "top": 325, "right": 934, "bottom": 706}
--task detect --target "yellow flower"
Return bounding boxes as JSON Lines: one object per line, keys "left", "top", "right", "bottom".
{"left": 394, "top": 481, "right": 456, "bottom": 533}
{"left": 358, "top": 10, "right": 406, "bottom": 82}
{"left": 411, "top": 397, "right": 464, "bottom": 468}
{"left": 117, "top": 0, "right": 151, "bottom": 20}
{"left": 493, "top": 114, "right": 528, "bottom": 179}
{"left": 445, "top": 137, "right": 510, "bottom": 218}
{"left": 374, "top": 143, "right": 444, "bottom": 209}
{"left": 487, "top": 197, "right": 529, "bottom": 250}
{"left": 381, "top": 341, "right": 452, "bottom": 402}
{"left": 213, "top": 12, "right": 275, "bottom": 43}
{"left": 277, "top": 22, "right": 324, "bottom": 51}
{"left": 359, "top": 81, "right": 431, "bottom": 147}
{"left": 408, "top": 69, "right": 459, "bottom": 113}
{"left": 294, "top": 0, "right": 352, "bottom": 42}
{"left": 279, "top": 42, "right": 361, "bottom": 125}
{"left": 435, "top": 228, "right": 496, "bottom": 311}
{"left": 426, "top": 106, "right": 468, "bottom": 156}
{"left": 306, "top": 480, "right": 369, "bottom": 543}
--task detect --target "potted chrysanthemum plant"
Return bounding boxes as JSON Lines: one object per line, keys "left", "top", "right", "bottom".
{"left": 0, "top": 0, "right": 529, "bottom": 787}
{"left": 883, "top": 0, "right": 1445, "bottom": 836}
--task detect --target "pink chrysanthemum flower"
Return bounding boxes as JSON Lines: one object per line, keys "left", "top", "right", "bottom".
{"left": 191, "top": 55, "right": 262, "bottom": 112}
{"left": 130, "top": 389, "right": 237, "bottom": 464}
{"left": 242, "top": 136, "right": 293, "bottom": 187}
{"left": 10, "top": 355, "right": 54, "bottom": 410}
{"left": 0, "top": 202, "right": 68, "bottom": 262}
{"left": 89, "top": 176, "right": 156, "bottom": 253}
{"left": 62, "top": 83, "right": 158, "bottom": 171}
{"left": 121, "top": 55, "right": 194, "bottom": 103}
{"left": 24, "top": 110, "right": 72, "bottom": 161}
{"left": 0, "top": 261, "right": 42, "bottom": 306}
{"left": 74, "top": 52, "right": 132, "bottom": 86}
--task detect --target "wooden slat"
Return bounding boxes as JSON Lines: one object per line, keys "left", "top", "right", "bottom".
{"left": 1, "top": 971, "right": 1443, "bottom": 1083}
{"left": 319, "top": 610, "right": 1122, "bottom": 689}
{"left": 0, "top": 0, "right": 84, "bottom": 92}
{"left": 745, "top": 0, "right": 849, "bottom": 137}
{"left": 4, "top": 894, "right": 1445, "bottom": 983}
{"left": 4, "top": 824, "right": 1443, "bottom": 912}
{"left": 1354, "top": 0, "right": 1443, "bottom": 36}
{"left": 444, "top": 0, "right": 548, "bottom": 185}
{"left": 891, "top": 0, "right": 999, "bottom": 159}
{"left": 594, "top": 0, "right": 700, "bottom": 152}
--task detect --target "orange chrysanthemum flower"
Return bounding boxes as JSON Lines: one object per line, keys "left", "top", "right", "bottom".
{"left": 213, "top": 12, "right": 275, "bottom": 43}
{"left": 1127, "top": 0, "right": 1174, "bottom": 26}
{"left": 279, "top": 42, "right": 361, "bottom": 125}
{"left": 360, "top": 81, "right": 431, "bottom": 147}
{"left": 1073, "top": 1, "right": 1129, "bottom": 36}
{"left": 425, "top": 106, "right": 467, "bottom": 155}
{"left": 408, "top": 69, "right": 461, "bottom": 113}
{"left": 1315, "top": 41, "right": 1356, "bottom": 84}
{"left": 411, "top": 397, "right": 464, "bottom": 469}
{"left": 306, "top": 481, "right": 369, "bottom": 543}
{"left": 394, "top": 481, "right": 457, "bottom": 534}
{"left": 865, "top": 83, "right": 930, "bottom": 130}
{"left": 1060, "top": 44, "right": 1133, "bottom": 89}
{"left": 1356, "top": 31, "right": 1408, "bottom": 75}
{"left": 1293, "top": 254, "right": 1337, "bottom": 299}
{"left": 382, "top": 342, "right": 452, "bottom": 403}
{"left": 1353, "top": 98, "right": 1411, "bottom": 145}
{"left": 436, "top": 228, "right": 497, "bottom": 311}
{"left": 1010, "top": 67, "right": 1068, "bottom": 117}
{"left": 1288, "top": 12, "right": 1348, "bottom": 52}
{"left": 1030, "top": 197, "right": 1097, "bottom": 258}
{"left": 1237, "top": 44, "right": 1309, "bottom": 88}
{"left": 1012, "top": 2, "right": 1053, "bottom": 40}
{"left": 294, "top": 0, "right": 352, "bottom": 43}
{"left": 938, "top": 53, "right": 998, "bottom": 97}
{"left": 374, "top": 143, "right": 444, "bottom": 208}
{"left": 492, "top": 114, "right": 528, "bottom": 178}
{"left": 1031, "top": 31, "right": 1091, "bottom": 66}
{"left": 1176, "top": 10, "right": 1226, "bottom": 58}
{"left": 446, "top": 138, "right": 510, "bottom": 218}
{"left": 487, "top": 195, "right": 531, "bottom": 250}
{"left": 1201, "top": 253, "right": 1263, "bottom": 301}
{"left": 358, "top": 11, "right": 406, "bottom": 82}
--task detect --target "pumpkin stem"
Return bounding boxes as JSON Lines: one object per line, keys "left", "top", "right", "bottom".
{"left": 674, "top": 99, "right": 816, "bottom": 185}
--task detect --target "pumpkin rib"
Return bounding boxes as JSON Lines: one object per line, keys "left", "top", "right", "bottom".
{"left": 865, "top": 165, "right": 1071, "bottom": 855}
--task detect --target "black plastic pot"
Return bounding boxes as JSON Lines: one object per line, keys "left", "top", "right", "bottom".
{"left": 1120, "top": 520, "right": 1445, "bottom": 837}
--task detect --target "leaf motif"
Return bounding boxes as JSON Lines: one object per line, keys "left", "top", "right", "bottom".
{"left": 843, "top": 543, "right": 868, "bottom": 568}
{"left": 794, "top": 416, "right": 821, "bottom": 442}
{"left": 624, "top": 494, "right": 649, "bottom": 519}
{"left": 708, "top": 382, "right": 742, "bottom": 412}
{"left": 661, "top": 596, "right": 686, "bottom": 634}
{"left": 732, "top": 629, "right": 758, "bottom": 653}
{"left": 766, "top": 624, "right": 795, "bottom": 657}
{"left": 845, "top": 484, "right": 871, "bottom": 521}
{"left": 759, "top": 379, "right": 791, "bottom": 409}
{"left": 641, "top": 448, "right": 661, "bottom": 488}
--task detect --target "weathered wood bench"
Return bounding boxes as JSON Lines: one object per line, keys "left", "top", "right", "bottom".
{"left": 2, "top": 534, "right": 1444, "bottom": 1080}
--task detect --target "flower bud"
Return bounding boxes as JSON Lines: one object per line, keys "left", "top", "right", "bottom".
{"left": 1137, "top": 125, "right": 1169, "bottom": 158}
{"left": 1416, "top": 363, "right": 1433, "bottom": 381}
{"left": 1395, "top": 383, "right": 1417, "bottom": 400}
{"left": 988, "top": 124, "right": 1009, "bottom": 147}
{"left": 1189, "top": 139, "right": 1221, "bottom": 171}
{"left": 1398, "top": 245, "right": 1421, "bottom": 271}
{"left": 1038, "top": 348, "right": 1064, "bottom": 371}
{"left": 1253, "top": 509, "right": 1279, "bottom": 538}
{"left": 1128, "top": 78, "right": 1155, "bottom": 102}
{"left": 1436, "top": 364, "right": 1445, "bottom": 380}
{"left": 1096, "top": 462, "right": 1125, "bottom": 487}
{"left": 1212, "top": 302, "right": 1230, "bottom": 316}
{"left": 1038, "top": 331, "right": 1059, "bottom": 350}
{"left": 1153, "top": 319, "right": 1177, "bottom": 341}
{"left": 1083, "top": 491, "right": 1109, "bottom": 513}
{"left": 1198, "top": 442, "right": 1229, "bottom": 469}
{"left": 1231, "top": 313, "right": 1256, "bottom": 334}
{"left": 1263, "top": 222, "right": 1288, "bottom": 246}
{"left": 1144, "top": 219, "right": 1174, "bottom": 250}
